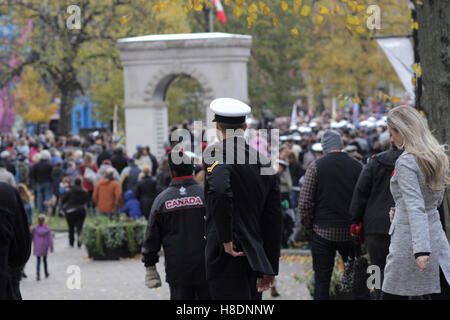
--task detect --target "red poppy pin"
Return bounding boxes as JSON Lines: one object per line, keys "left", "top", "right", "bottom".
{"left": 391, "top": 170, "right": 395, "bottom": 177}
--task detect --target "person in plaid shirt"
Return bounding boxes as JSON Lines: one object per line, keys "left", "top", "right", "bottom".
{"left": 295, "top": 130, "right": 365, "bottom": 300}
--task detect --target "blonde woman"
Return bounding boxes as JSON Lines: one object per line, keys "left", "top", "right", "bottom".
{"left": 382, "top": 105, "right": 450, "bottom": 300}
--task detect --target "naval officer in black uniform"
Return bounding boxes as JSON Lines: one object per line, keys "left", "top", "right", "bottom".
{"left": 204, "top": 98, "right": 282, "bottom": 300}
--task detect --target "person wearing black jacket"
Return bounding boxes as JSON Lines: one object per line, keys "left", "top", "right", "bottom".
{"left": 145, "top": 146, "right": 159, "bottom": 176}
{"left": 135, "top": 166, "right": 159, "bottom": 219}
{"left": 96, "top": 144, "right": 111, "bottom": 168}
{"left": 61, "top": 177, "right": 89, "bottom": 248}
{"left": 349, "top": 147, "right": 403, "bottom": 299}
{"left": 111, "top": 147, "right": 128, "bottom": 175}
{"left": 0, "top": 182, "right": 31, "bottom": 300}
{"left": 141, "top": 151, "right": 210, "bottom": 300}
{"left": 31, "top": 150, "right": 53, "bottom": 213}
{"left": 204, "top": 98, "right": 282, "bottom": 300}
{"left": 51, "top": 162, "right": 64, "bottom": 216}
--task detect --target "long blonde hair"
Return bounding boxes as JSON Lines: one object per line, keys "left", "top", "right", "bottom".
{"left": 18, "top": 183, "right": 32, "bottom": 204}
{"left": 83, "top": 152, "right": 94, "bottom": 169}
{"left": 387, "top": 105, "right": 450, "bottom": 191}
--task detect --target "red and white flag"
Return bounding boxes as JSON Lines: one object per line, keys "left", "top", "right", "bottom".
{"left": 213, "top": 0, "right": 227, "bottom": 24}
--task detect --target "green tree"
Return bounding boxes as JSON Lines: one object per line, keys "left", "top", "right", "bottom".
{"left": 91, "top": 70, "right": 124, "bottom": 128}
{"left": 13, "top": 66, "right": 58, "bottom": 123}
{"left": 0, "top": 0, "right": 190, "bottom": 135}
{"left": 167, "top": 76, "right": 205, "bottom": 124}
{"left": 187, "top": 0, "right": 307, "bottom": 117}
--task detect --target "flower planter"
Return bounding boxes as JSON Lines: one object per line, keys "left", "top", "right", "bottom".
{"left": 81, "top": 216, "right": 147, "bottom": 261}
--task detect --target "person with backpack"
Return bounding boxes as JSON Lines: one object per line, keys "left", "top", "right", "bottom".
{"left": 120, "top": 158, "right": 142, "bottom": 195}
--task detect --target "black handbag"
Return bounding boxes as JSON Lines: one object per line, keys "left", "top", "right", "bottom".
{"left": 340, "top": 240, "right": 369, "bottom": 294}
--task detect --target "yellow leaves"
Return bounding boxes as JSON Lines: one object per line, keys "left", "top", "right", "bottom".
{"left": 184, "top": 0, "right": 193, "bottom": 12}
{"left": 345, "top": 24, "right": 353, "bottom": 35}
{"left": 153, "top": 2, "right": 168, "bottom": 13}
{"left": 224, "top": 0, "right": 231, "bottom": 5}
{"left": 204, "top": 0, "right": 213, "bottom": 9}
{"left": 247, "top": 10, "right": 258, "bottom": 28}
{"left": 416, "top": 0, "right": 423, "bottom": 5}
{"left": 119, "top": 15, "right": 129, "bottom": 24}
{"left": 410, "top": 18, "right": 419, "bottom": 30}
{"left": 355, "top": 26, "right": 365, "bottom": 34}
{"left": 352, "top": 97, "right": 361, "bottom": 104}
{"left": 281, "top": 1, "right": 288, "bottom": 11}
{"left": 300, "top": 5, "right": 310, "bottom": 17}
{"left": 193, "top": 0, "right": 203, "bottom": 11}
{"left": 293, "top": 0, "right": 302, "bottom": 14}
{"left": 357, "top": 5, "right": 365, "bottom": 12}
{"left": 419, "top": 110, "right": 425, "bottom": 117}
{"left": 259, "top": 1, "right": 267, "bottom": 12}
{"left": 290, "top": 28, "right": 299, "bottom": 37}
{"left": 319, "top": 6, "right": 329, "bottom": 15}
{"left": 348, "top": 0, "right": 358, "bottom": 12}
{"left": 14, "top": 66, "right": 57, "bottom": 123}
{"left": 346, "top": 15, "right": 361, "bottom": 26}
{"left": 316, "top": 15, "right": 324, "bottom": 25}
{"left": 413, "top": 63, "right": 422, "bottom": 77}
{"left": 248, "top": 3, "right": 258, "bottom": 13}
{"left": 280, "top": 255, "right": 312, "bottom": 264}
{"left": 334, "top": 4, "right": 340, "bottom": 14}
{"left": 263, "top": 5, "right": 271, "bottom": 15}
{"left": 272, "top": 14, "right": 278, "bottom": 27}
{"left": 236, "top": 0, "right": 247, "bottom": 6}
{"left": 234, "top": 5, "right": 244, "bottom": 18}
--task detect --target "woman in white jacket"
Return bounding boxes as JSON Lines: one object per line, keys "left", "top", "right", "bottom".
{"left": 382, "top": 105, "right": 450, "bottom": 300}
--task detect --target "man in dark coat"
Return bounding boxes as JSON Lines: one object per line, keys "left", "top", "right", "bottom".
{"left": 349, "top": 146, "right": 403, "bottom": 299}
{"left": 204, "top": 98, "right": 282, "bottom": 300}
{"left": 296, "top": 130, "right": 367, "bottom": 300}
{"left": 145, "top": 146, "right": 159, "bottom": 177}
{"left": 0, "top": 182, "right": 31, "bottom": 300}
{"left": 96, "top": 144, "right": 111, "bottom": 168}
{"left": 111, "top": 147, "right": 128, "bottom": 175}
{"left": 142, "top": 151, "right": 210, "bottom": 300}
{"left": 135, "top": 167, "right": 159, "bottom": 219}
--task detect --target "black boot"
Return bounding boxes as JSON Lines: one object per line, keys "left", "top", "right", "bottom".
{"left": 36, "top": 272, "right": 40, "bottom": 281}
{"left": 271, "top": 286, "right": 280, "bottom": 297}
{"left": 45, "top": 271, "right": 50, "bottom": 278}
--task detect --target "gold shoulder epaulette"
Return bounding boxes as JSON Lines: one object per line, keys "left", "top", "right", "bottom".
{"left": 207, "top": 161, "right": 219, "bottom": 173}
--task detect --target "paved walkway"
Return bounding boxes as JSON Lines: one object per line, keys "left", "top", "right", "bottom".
{"left": 21, "top": 233, "right": 311, "bottom": 300}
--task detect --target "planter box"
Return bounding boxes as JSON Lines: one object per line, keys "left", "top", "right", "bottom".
{"left": 81, "top": 217, "right": 147, "bottom": 261}
{"left": 87, "top": 245, "right": 141, "bottom": 261}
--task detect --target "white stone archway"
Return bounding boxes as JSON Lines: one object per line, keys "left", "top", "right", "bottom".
{"left": 117, "top": 33, "right": 252, "bottom": 158}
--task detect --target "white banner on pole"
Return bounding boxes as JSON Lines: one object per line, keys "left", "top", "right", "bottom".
{"left": 290, "top": 104, "right": 297, "bottom": 129}
{"left": 376, "top": 37, "right": 415, "bottom": 101}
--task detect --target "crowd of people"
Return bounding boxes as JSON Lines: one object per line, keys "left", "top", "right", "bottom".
{"left": 0, "top": 102, "right": 449, "bottom": 301}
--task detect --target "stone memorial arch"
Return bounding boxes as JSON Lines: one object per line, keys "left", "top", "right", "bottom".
{"left": 117, "top": 33, "right": 252, "bottom": 158}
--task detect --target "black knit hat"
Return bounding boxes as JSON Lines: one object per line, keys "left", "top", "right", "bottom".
{"left": 168, "top": 150, "right": 194, "bottom": 178}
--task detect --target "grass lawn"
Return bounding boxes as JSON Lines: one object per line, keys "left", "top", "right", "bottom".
{"left": 31, "top": 212, "right": 99, "bottom": 230}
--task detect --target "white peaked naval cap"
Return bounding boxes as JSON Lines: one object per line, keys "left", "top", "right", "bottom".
{"left": 312, "top": 143, "right": 323, "bottom": 152}
{"left": 210, "top": 98, "right": 251, "bottom": 124}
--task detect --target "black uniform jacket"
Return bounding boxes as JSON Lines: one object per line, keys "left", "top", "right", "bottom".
{"left": 0, "top": 182, "right": 31, "bottom": 300}
{"left": 349, "top": 149, "right": 403, "bottom": 234}
{"left": 204, "top": 136, "right": 282, "bottom": 280}
{"left": 141, "top": 177, "right": 207, "bottom": 286}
